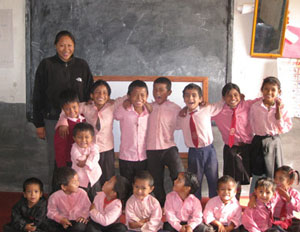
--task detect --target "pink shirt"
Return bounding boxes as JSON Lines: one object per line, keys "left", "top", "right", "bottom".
{"left": 212, "top": 99, "right": 260, "bottom": 145}
{"left": 164, "top": 191, "right": 203, "bottom": 231}
{"left": 250, "top": 100, "right": 292, "bottom": 136}
{"left": 90, "top": 191, "right": 122, "bottom": 226}
{"left": 114, "top": 105, "right": 149, "bottom": 161}
{"left": 47, "top": 188, "right": 91, "bottom": 223}
{"left": 242, "top": 193, "right": 279, "bottom": 232}
{"left": 125, "top": 194, "right": 163, "bottom": 232}
{"left": 274, "top": 187, "right": 300, "bottom": 219}
{"left": 146, "top": 100, "right": 181, "bottom": 150}
{"left": 177, "top": 102, "right": 223, "bottom": 148}
{"left": 203, "top": 196, "right": 242, "bottom": 228}
{"left": 71, "top": 143, "right": 101, "bottom": 188}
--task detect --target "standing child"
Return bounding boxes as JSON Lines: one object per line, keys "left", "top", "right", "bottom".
{"left": 164, "top": 172, "right": 207, "bottom": 232}
{"left": 273, "top": 166, "right": 300, "bottom": 231}
{"left": 114, "top": 80, "right": 150, "bottom": 186}
{"left": 3, "top": 178, "right": 48, "bottom": 232}
{"left": 249, "top": 76, "right": 292, "bottom": 193}
{"left": 47, "top": 167, "right": 91, "bottom": 232}
{"left": 87, "top": 175, "right": 130, "bottom": 232}
{"left": 147, "top": 77, "right": 184, "bottom": 207}
{"left": 54, "top": 89, "right": 86, "bottom": 168}
{"left": 203, "top": 175, "right": 242, "bottom": 232}
{"left": 177, "top": 83, "right": 223, "bottom": 199}
{"left": 71, "top": 122, "right": 101, "bottom": 201}
{"left": 125, "top": 170, "right": 163, "bottom": 232}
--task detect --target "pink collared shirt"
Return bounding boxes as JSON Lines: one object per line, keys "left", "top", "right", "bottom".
{"left": 203, "top": 196, "right": 242, "bottom": 228}
{"left": 125, "top": 194, "right": 163, "bottom": 232}
{"left": 47, "top": 188, "right": 91, "bottom": 223}
{"left": 114, "top": 105, "right": 149, "bottom": 161}
{"left": 164, "top": 191, "right": 203, "bottom": 231}
{"left": 90, "top": 191, "right": 122, "bottom": 226}
{"left": 71, "top": 143, "right": 101, "bottom": 188}
{"left": 212, "top": 99, "right": 260, "bottom": 145}
{"left": 146, "top": 100, "right": 181, "bottom": 150}
{"left": 274, "top": 187, "right": 300, "bottom": 219}
{"left": 177, "top": 102, "right": 223, "bottom": 148}
{"left": 249, "top": 100, "right": 292, "bottom": 136}
{"left": 242, "top": 193, "right": 279, "bottom": 232}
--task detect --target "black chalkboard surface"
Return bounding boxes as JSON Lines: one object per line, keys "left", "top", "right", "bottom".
{"left": 26, "top": 0, "right": 232, "bottom": 121}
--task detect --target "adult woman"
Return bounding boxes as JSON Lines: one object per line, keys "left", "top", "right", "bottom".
{"left": 32, "top": 30, "right": 94, "bottom": 191}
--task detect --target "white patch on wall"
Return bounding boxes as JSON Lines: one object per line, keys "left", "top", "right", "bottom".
{"left": 0, "top": 9, "right": 14, "bottom": 68}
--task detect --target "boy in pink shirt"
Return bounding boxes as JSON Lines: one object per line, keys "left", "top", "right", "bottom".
{"left": 203, "top": 175, "right": 242, "bottom": 232}
{"left": 71, "top": 122, "right": 101, "bottom": 201}
{"left": 125, "top": 170, "right": 163, "bottom": 232}
{"left": 146, "top": 77, "right": 184, "bottom": 207}
{"left": 47, "top": 167, "right": 91, "bottom": 232}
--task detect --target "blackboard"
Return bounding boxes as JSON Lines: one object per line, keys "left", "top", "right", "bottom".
{"left": 26, "top": 0, "right": 233, "bottom": 121}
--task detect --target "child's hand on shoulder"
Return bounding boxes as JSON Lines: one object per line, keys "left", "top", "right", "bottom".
{"left": 60, "top": 217, "right": 72, "bottom": 229}
{"left": 179, "top": 106, "right": 188, "bottom": 117}
{"left": 58, "top": 125, "right": 69, "bottom": 138}
{"left": 144, "top": 102, "right": 153, "bottom": 113}
{"left": 248, "top": 194, "right": 257, "bottom": 208}
{"left": 107, "top": 99, "right": 115, "bottom": 105}
{"left": 122, "top": 99, "right": 131, "bottom": 110}
{"left": 25, "top": 223, "right": 36, "bottom": 231}
{"left": 76, "top": 216, "right": 89, "bottom": 224}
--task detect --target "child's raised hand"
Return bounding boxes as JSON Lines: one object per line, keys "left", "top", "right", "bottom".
{"left": 76, "top": 216, "right": 89, "bottom": 224}
{"left": 60, "top": 217, "right": 72, "bottom": 229}
{"left": 275, "top": 98, "right": 283, "bottom": 120}
{"left": 248, "top": 194, "right": 257, "bottom": 208}
{"left": 25, "top": 223, "right": 36, "bottom": 231}
{"left": 276, "top": 186, "right": 291, "bottom": 202}
{"left": 58, "top": 125, "right": 69, "bottom": 138}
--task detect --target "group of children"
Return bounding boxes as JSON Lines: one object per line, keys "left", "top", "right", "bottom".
{"left": 4, "top": 76, "right": 298, "bottom": 231}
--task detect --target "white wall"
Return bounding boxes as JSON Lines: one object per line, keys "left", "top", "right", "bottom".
{"left": 0, "top": 0, "right": 25, "bottom": 103}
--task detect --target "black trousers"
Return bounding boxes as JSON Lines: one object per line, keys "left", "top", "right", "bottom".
{"left": 163, "top": 221, "right": 209, "bottom": 232}
{"left": 80, "top": 180, "right": 101, "bottom": 202}
{"left": 147, "top": 146, "right": 184, "bottom": 206}
{"left": 47, "top": 219, "right": 87, "bottom": 232}
{"left": 86, "top": 219, "right": 127, "bottom": 232}
{"left": 99, "top": 149, "right": 115, "bottom": 186}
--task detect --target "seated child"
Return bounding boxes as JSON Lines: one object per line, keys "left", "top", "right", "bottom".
{"left": 86, "top": 175, "right": 130, "bottom": 232}
{"left": 273, "top": 166, "right": 300, "bottom": 231}
{"left": 241, "top": 177, "right": 281, "bottom": 232}
{"left": 47, "top": 167, "right": 91, "bottom": 232}
{"left": 164, "top": 172, "right": 208, "bottom": 232}
{"left": 3, "top": 177, "right": 48, "bottom": 232}
{"left": 203, "top": 175, "right": 242, "bottom": 232}
{"left": 125, "top": 170, "right": 163, "bottom": 232}
{"left": 71, "top": 122, "right": 102, "bottom": 201}
{"left": 54, "top": 88, "right": 86, "bottom": 168}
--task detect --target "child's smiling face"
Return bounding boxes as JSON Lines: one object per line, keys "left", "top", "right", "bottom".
{"left": 90, "top": 85, "right": 110, "bottom": 109}
{"left": 274, "top": 170, "right": 292, "bottom": 191}
{"left": 255, "top": 186, "right": 274, "bottom": 204}
{"left": 223, "top": 88, "right": 241, "bottom": 109}
{"left": 217, "top": 181, "right": 236, "bottom": 204}
{"left": 153, "top": 83, "right": 171, "bottom": 105}
{"left": 62, "top": 102, "right": 79, "bottom": 118}
{"left": 132, "top": 178, "right": 153, "bottom": 201}
{"left": 73, "top": 130, "right": 93, "bottom": 149}
{"left": 262, "top": 83, "right": 281, "bottom": 106}
{"left": 128, "top": 87, "right": 148, "bottom": 111}
{"left": 183, "top": 89, "right": 202, "bottom": 112}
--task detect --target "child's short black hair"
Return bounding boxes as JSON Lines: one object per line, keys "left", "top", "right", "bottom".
{"left": 133, "top": 170, "right": 154, "bottom": 187}
{"left": 261, "top": 76, "right": 281, "bottom": 91}
{"left": 154, "top": 77, "right": 172, "bottom": 91}
{"left": 23, "top": 177, "right": 44, "bottom": 193}
{"left": 276, "top": 166, "right": 300, "bottom": 185}
{"left": 255, "top": 177, "right": 276, "bottom": 192}
{"left": 182, "top": 83, "right": 203, "bottom": 98}
{"left": 53, "top": 167, "right": 77, "bottom": 191}
{"left": 54, "top": 30, "right": 75, "bottom": 45}
{"left": 90, "top": 79, "right": 112, "bottom": 96}
{"left": 127, "top": 80, "right": 148, "bottom": 95}
{"left": 182, "top": 172, "right": 199, "bottom": 195}
{"left": 114, "top": 175, "right": 130, "bottom": 201}
{"left": 73, "top": 122, "right": 95, "bottom": 137}
{"left": 59, "top": 88, "right": 79, "bottom": 109}
{"left": 221, "top": 83, "right": 241, "bottom": 97}
{"left": 217, "top": 175, "right": 237, "bottom": 190}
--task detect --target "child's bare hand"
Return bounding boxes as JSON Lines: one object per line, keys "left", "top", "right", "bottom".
{"left": 179, "top": 106, "right": 188, "bottom": 117}
{"left": 248, "top": 194, "right": 257, "bottom": 208}
{"left": 58, "top": 125, "right": 69, "bottom": 138}
{"left": 275, "top": 98, "right": 282, "bottom": 108}
{"left": 277, "top": 186, "right": 291, "bottom": 202}
{"left": 185, "top": 225, "right": 193, "bottom": 232}
{"left": 107, "top": 99, "right": 115, "bottom": 105}
{"left": 90, "top": 203, "right": 96, "bottom": 211}
{"left": 123, "top": 99, "right": 131, "bottom": 110}
{"left": 76, "top": 216, "right": 89, "bottom": 224}
{"left": 144, "top": 102, "right": 153, "bottom": 113}
{"left": 85, "top": 99, "right": 93, "bottom": 105}
{"left": 129, "top": 220, "right": 144, "bottom": 229}
{"left": 217, "top": 224, "right": 226, "bottom": 232}
{"left": 179, "top": 225, "right": 186, "bottom": 232}
{"left": 76, "top": 157, "right": 88, "bottom": 168}
{"left": 60, "top": 217, "right": 72, "bottom": 229}
{"left": 36, "top": 127, "right": 46, "bottom": 140}
{"left": 25, "top": 223, "right": 36, "bottom": 231}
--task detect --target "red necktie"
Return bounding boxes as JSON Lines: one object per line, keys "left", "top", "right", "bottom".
{"left": 228, "top": 108, "right": 236, "bottom": 148}
{"left": 190, "top": 112, "right": 198, "bottom": 148}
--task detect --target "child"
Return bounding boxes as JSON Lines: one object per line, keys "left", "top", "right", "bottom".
{"left": 163, "top": 172, "right": 207, "bottom": 232}
{"left": 86, "top": 175, "right": 130, "bottom": 232}
{"left": 177, "top": 83, "right": 223, "bottom": 199}
{"left": 203, "top": 175, "right": 242, "bottom": 232}
{"left": 3, "top": 177, "right": 48, "bottom": 232}
{"left": 114, "top": 80, "right": 149, "bottom": 185}
{"left": 125, "top": 170, "right": 163, "bottom": 232}
{"left": 249, "top": 76, "right": 292, "bottom": 193}
{"left": 71, "top": 122, "right": 101, "bottom": 201}
{"left": 47, "top": 167, "right": 91, "bottom": 232}
{"left": 146, "top": 77, "right": 184, "bottom": 207}
{"left": 242, "top": 177, "right": 280, "bottom": 232}
{"left": 212, "top": 83, "right": 261, "bottom": 198}
{"left": 273, "top": 166, "right": 300, "bottom": 231}
{"left": 54, "top": 88, "right": 85, "bottom": 168}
